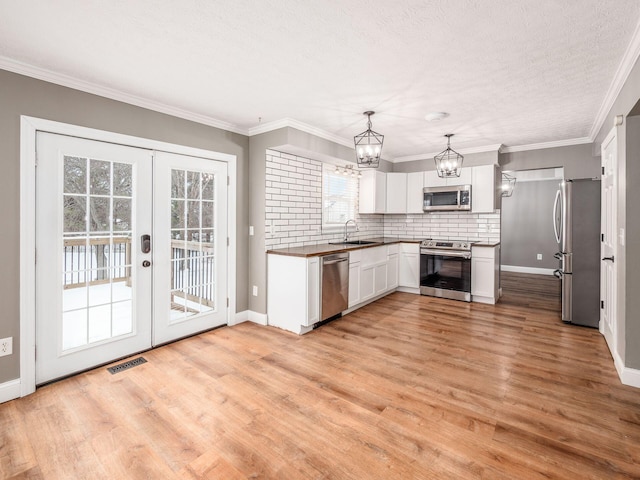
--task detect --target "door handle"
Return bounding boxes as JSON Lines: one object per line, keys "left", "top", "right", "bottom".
{"left": 142, "top": 260, "right": 151, "bottom": 268}
{"left": 141, "top": 234, "right": 151, "bottom": 254}
{"left": 602, "top": 256, "right": 615, "bottom": 262}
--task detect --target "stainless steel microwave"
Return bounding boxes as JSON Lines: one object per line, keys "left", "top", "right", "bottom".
{"left": 423, "top": 185, "right": 471, "bottom": 211}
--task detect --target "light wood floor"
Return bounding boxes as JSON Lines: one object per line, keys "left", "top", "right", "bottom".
{"left": 3, "top": 273, "right": 640, "bottom": 479}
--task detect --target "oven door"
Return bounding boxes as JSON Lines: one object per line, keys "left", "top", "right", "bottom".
{"left": 420, "top": 249, "right": 471, "bottom": 302}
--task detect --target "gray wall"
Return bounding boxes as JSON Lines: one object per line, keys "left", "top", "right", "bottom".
{"left": 501, "top": 180, "right": 560, "bottom": 270}
{"left": 0, "top": 69, "right": 249, "bottom": 384}
{"left": 500, "top": 143, "right": 600, "bottom": 180}
{"left": 626, "top": 115, "right": 640, "bottom": 367}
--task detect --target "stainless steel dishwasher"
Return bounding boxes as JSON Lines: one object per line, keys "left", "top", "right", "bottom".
{"left": 320, "top": 252, "right": 349, "bottom": 321}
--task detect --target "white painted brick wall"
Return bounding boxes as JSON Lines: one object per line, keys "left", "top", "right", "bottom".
{"left": 264, "top": 150, "right": 500, "bottom": 250}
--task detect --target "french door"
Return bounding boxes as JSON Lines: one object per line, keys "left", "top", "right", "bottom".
{"left": 35, "top": 133, "right": 227, "bottom": 384}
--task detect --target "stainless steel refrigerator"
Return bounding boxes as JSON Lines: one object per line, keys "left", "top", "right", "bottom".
{"left": 553, "top": 178, "right": 601, "bottom": 327}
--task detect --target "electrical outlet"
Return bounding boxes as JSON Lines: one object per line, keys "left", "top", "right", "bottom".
{"left": 249, "top": 226, "right": 254, "bottom": 236}
{"left": 252, "top": 285, "right": 258, "bottom": 296}
{"left": 0, "top": 337, "right": 12, "bottom": 357}
{"left": 537, "top": 254, "right": 543, "bottom": 260}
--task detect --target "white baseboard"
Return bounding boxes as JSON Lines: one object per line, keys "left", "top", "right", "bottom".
{"left": 230, "top": 310, "right": 268, "bottom": 326}
{"left": 501, "top": 265, "right": 555, "bottom": 276}
{"left": 621, "top": 365, "right": 640, "bottom": 388}
{"left": 0, "top": 379, "right": 21, "bottom": 404}
{"left": 611, "top": 348, "right": 640, "bottom": 388}
{"left": 248, "top": 311, "right": 268, "bottom": 326}
{"left": 231, "top": 310, "right": 249, "bottom": 326}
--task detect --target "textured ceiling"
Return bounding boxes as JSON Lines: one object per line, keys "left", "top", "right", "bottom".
{"left": 1, "top": 0, "right": 639, "bottom": 160}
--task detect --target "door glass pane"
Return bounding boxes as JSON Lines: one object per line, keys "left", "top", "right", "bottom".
{"left": 170, "top": 168, "right": 216, "bottom": 323}
{"left": 61, "top": 156, "right": 134, "bottom": 351}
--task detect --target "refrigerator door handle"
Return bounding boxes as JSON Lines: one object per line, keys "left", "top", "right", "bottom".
{"left": 553, "top": 189, "right": 561, "bottom": 244}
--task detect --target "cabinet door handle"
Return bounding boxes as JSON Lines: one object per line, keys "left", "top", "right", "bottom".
{"left": 602, "top": 256, "right": 615, "bottom": 262}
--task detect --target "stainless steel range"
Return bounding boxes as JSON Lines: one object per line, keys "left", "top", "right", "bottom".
{"left": 419, "top": 239, "right": 472, "bottom": 302}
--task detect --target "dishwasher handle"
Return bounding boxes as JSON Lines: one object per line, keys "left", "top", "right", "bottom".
{"left": 322, "top": 257, "right": 349, "bottom": 265}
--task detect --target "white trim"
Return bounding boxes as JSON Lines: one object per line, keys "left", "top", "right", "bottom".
{"left": 248, "top": 311, "right": 268, "bottom": 326}
{"left": 391, "top": 144, "right": 503, "bottom": 163}
{"left": 0, "top": 379, "right": 21, "bottom": 404}
{"left": 501, "top": 137, "right": 592, "bottom": 154}
{"left": 231, "top": 310, "right": 249, "bottom": 326}
{"left": 589, "top": 20, "right": 640, "bottom": 140}
{"left": 20, "top": 116, "right": 238, "bottom": 396}
{"left": 620, "top": 365, "right": 640, "bottom": 388}
{"left": 248, "top": 117, "right": 355, "bottom": 149}
{"left": 20, "top": 116, "right": 37, "bottom": 397}
{"left": 611, "top": 347, "right": 640, "bottom": 388}
{"left": 501, "top": 265, "right": 555, "bottom": 276}
{"left": 1, "top": 56, "right": 246, "bottom": 135}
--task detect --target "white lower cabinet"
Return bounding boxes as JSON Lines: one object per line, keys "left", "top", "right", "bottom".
{"left": 386, "top": 243, "right": 399, "bottom": 291}
{"left": 348, "top": 249, "right": 362, "bottom": 307}
{"left": 349, "top": 244, "right": 399, "bottom": 309}
{"left": 471, "top": 245, "right": 500, "bottom": 304}
{"left": 267, "top": 254, "right": 319, "bottom": 334}
{"left": 398, "top": 243, "right": 420, "bottom": 291}
{"left": 375, "top": 263, "right": 388, "bottom": 295}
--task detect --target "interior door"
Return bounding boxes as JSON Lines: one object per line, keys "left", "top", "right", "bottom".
{"left": 36, "top": 133, "right": 153, "bottom": 384}
{"left": 152, "top": 151, "right": 228, "bottom": 345}
{"left": 600, "top": 127, "right": 617, "bottom": 348}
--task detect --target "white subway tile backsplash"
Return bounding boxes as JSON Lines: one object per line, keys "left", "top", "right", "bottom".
{"left": 264, "top": 151, "right": 500, "bottom": 250}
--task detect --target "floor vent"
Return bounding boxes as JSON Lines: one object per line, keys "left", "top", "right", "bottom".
{"left": 107, "top": 357, "right": 147, "bottom": 374}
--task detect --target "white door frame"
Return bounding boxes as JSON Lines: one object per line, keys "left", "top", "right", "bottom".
{"left": 19, "top": 116, "right": 237, "bottom": 397}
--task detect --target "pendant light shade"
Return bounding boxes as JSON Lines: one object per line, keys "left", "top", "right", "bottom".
{"left": 354, "top": 111, "right": 383, "bottom": 168}
{"left": 501, "top": 172, "right": 516, "bottom": 197}
{"left": 434, "top": 134, "right": 464, "bottom": 178}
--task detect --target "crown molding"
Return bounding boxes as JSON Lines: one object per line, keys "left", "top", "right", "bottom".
{"left": 0, "top": 56, "right": 248, "bottom": 135}
{"left": 391, "top": 144, "right": 504, "bottom": 163}
{"left": 589, "top": 19, "right": 640, "bottom": 140}
{"left": 248, "top": 117, "right": 354, "bottom": 148}
{"left": 501, "top": 137, "right": 592, "bottom": 154}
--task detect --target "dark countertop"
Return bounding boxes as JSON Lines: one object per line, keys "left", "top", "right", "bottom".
{"left": 472, "top": 241, "right": 501, "bottom": 247}
{"left": 267, "top": 237, "right": 421, "bottom": 258}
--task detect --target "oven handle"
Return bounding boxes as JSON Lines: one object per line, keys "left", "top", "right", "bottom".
{"left": 420, "top": 249, "right": 471, "bottom": 259}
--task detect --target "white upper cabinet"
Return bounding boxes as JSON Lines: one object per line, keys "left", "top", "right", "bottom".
{"left": 424, "top": 168, "right": 472, "bottom": 187}
{"left": 471, "top": 165, "right": 497, "bottom": 213}
{"left": 359, "top": 170, "right": 386, "bottom": 214}
{"left": 406, "top": 172, "right": 424, "bottom": 214}
{"left": 385, "top": 172, "right": 407, "bottom": 213}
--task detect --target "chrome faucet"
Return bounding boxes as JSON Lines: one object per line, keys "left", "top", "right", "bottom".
{"left": 344, "top": 219, "right": 359, "bottom": 242}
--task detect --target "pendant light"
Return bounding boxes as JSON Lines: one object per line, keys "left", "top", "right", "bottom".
{"left": 353, "top": 111, "right": 384, "bottom": 168}
{"left": 501, "top": 172, "right": 516, "bottom": 197}
{"left": 434, "top": 133, "right": 464, "bottom": 178}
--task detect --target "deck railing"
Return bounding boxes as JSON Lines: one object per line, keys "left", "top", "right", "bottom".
{"left": 62, "top": 236, "right": 215, "bottom": 308}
